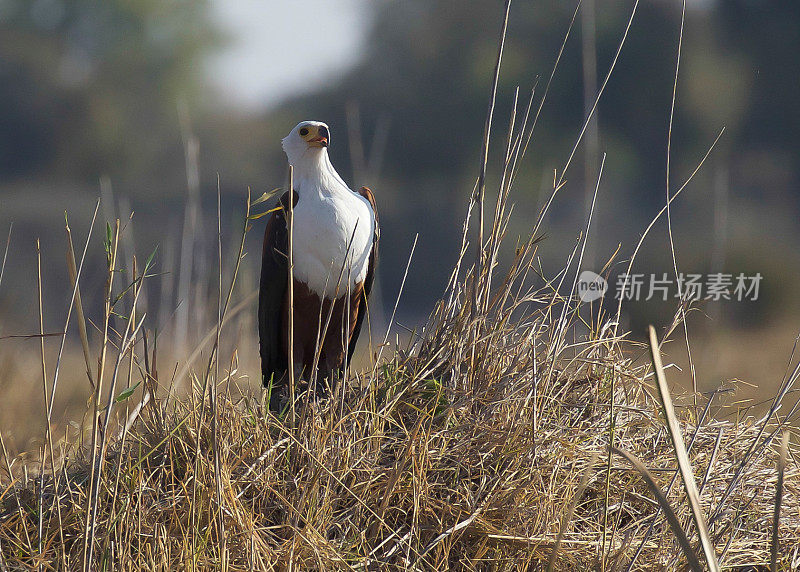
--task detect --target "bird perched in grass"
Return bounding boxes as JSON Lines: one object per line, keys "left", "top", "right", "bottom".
{"left": 258, "top": 121, "right": 378, "bottom": 411}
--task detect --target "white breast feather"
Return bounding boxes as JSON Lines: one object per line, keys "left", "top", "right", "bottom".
{"left": 290, "top": 174, "right": 374, "bottom": 299}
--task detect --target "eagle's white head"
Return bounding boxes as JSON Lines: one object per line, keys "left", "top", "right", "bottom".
{"left": 281, "top": 120, "right": 330, "bottom": 168}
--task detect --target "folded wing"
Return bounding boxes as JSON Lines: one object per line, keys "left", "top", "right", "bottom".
{"left": 346, "top": 186, "right": 379, "bottom": 364}
{"left": 258, "top": 191, "right": 294, "bottom": 387}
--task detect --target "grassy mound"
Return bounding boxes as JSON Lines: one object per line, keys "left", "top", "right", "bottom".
{"left": 1, "top": 231, "right": 798, "bottom": 569}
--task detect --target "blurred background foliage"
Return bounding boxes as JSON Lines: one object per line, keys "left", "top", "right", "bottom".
{"left": 1, "top": 0, "right": 799, "bottom": 416}
{"left": 0, "top": 0, "right": 216, "bottom": 183}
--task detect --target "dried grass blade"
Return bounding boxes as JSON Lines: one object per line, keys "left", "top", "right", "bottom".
{"left": 771, "top": 431, "right": 790, "bottom": 572}
{"left": 374, "top": 233, "right": 417, "bottom": 371}
{"left": 648, "top": 325, "right": 719, "bottom": 572}
{"left": 0, "top": 223, "right": 11, "bottom": 296}
{"left": 66, "top": 215, "right": 94, "bottom": 387}
{"left": 54, "top": 202, "right": 100, "bottom": 417}
{"left": 611, "top": 446, "right": 702, "bottom": 572}
{"left": 475, "top": 0, "right": 512, "bottom": 270}
{"left": 287, "top": 165, "right": 295, "bottom": 424}
{"left": 546, "top": 453, "right": 598, "bottom": 572}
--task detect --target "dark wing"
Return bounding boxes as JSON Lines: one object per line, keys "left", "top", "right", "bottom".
{"left": 258, "top": 191, "right": 295, "bottom": 387}
{"left": 347, "top": 186, "right": 379, "bottom": 363}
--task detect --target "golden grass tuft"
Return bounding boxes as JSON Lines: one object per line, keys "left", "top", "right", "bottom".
{"left": 1, "top": 233, "right": 799, "bottom": 569}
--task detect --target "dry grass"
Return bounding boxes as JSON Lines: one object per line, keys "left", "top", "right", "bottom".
{"left": 1, "top": 198, "right": 799, "bottom": 569}
{"left": 2, "top": 4, "right": 800, "bottom": 570}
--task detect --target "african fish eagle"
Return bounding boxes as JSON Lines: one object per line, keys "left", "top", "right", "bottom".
{"left": 258, "top": 121, "right": 378, "bottom": 411}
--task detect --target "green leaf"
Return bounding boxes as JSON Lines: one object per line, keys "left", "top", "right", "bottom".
{"left": 144, "top": 244, "right": 159, "bottom": 272}
{"left": 115, "top": 381, "right": 141, "bottom": 404}
{"left": 104, "top": 222, "right": 113, "bottom": 265}
{"left": 247, "top": 205, "right": 282, "bottom": 220}
{"left": 250, "top": 187, "right": 282, "bottom": 206}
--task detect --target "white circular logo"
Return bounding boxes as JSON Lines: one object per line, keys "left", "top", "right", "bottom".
{"left": 577, "top": 270, "right": 608, "bottom": 302}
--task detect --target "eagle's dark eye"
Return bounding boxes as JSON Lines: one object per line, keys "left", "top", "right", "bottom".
{"left": 299, "top": 127, "right": 309, "bottom": 137}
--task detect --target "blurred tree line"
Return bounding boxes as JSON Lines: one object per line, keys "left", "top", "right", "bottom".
{"left": 1, "top": 0, "right": 799, "bottom": 335}
{"left": 0, "top": 0, "right": 217, "bottom": 186}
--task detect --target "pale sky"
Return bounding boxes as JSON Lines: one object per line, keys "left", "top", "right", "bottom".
{"left": 207, "top": 1, "right": 372, "bottom": 112}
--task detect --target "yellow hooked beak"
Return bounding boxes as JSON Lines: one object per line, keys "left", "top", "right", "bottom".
{"left": 301, "top": 124, "right": 329, "bottom": 148}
